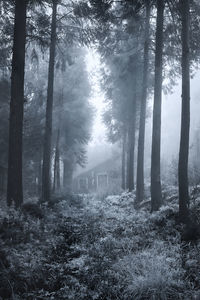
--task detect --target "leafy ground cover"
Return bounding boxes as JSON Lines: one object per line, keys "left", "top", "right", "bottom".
{"left": 0, "top": 191, "right": 200, "bottom": 299}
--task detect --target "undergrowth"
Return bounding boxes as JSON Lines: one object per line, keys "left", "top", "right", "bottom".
{"left": 0, "top": 191, "right": 200, "bottom": 299}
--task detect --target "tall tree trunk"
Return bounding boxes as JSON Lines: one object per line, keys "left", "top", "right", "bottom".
{"left": 42, "top": 1, "right": 57, "bottom": 202}
{"left": 55, "top": 88, "right": 64, "bottom": 192}
{"left": 127, "top": 69, "right": 139, "bottom": 192}
{"left": 56, "top": 147, "right": 60, "bottom": 190}
{"left": 178, "top": 0, "right": 190, "bottom": 223}
{"left": 135, "top": 1, "right": 150, "bottom": 206}
{"left": 126, "top": 129, "right": 129, "bottom": 190}
{"left": 127, "top": 94, "right": 137, "bottom": 192}
{"left": 53, "top": 151, "right": 57, "bottom": 193}
{"left": 38, "top": 157, "right": 42, "bottom": 196}
{"left": 7, "top": 0, "right": 27, "bottom": 207}
{"left": 151, "top": 0, "right": 164, "bottom": 212}
{"left": 53, "top": 129, "right": 60, "bottom": 193}
{"left": 121, "top": 127, "right": 127, "bottom": 190}
{"left": 127, "top": 120, "right": 136, "bottom": 192}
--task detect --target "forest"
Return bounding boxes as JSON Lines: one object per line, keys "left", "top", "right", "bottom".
{"left": 1, "top": 0, "right": 200, "bottom": 299}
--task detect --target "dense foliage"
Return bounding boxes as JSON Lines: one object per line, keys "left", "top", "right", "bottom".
{"left": 1, "top": 191, "right": 200, "bottom": 299}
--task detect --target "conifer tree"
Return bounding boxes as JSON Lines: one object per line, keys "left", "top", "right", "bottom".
{"left": 151, "top": 0, "right": 165, "bottom": 212}
{"left": 178, "top": 0, "right": 190, "bottom": 222}
{"left": 7, "top": 0, "right": 27, "bottom": 207}
{"left": 42, "top": 0, "right": 57, "bottom": 202}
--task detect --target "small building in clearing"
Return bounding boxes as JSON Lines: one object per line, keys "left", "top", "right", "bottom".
{"left": 73, "top": 157, "right": 121, "bottom": 194}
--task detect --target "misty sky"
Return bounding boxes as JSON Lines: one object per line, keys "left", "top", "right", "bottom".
{"left": 77, "top": 50, "right": 200, "bottom": 176}
{"left": 161, "top": 70, "right": 200, "bottom": 160}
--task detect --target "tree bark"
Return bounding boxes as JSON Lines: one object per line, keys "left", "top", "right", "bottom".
{"left": 127, "top": 118, "right": 136, "bottom": 192}
{"left": 127, "top": 87, "right": 138, "bottom": 192}
{"left": 56, "top": 147, "right": 60, "bottom": 190}
{"left": 121, "top": 127, "right": 127, "bottom": 190}
{"left": 7, "top": 0, "right": 27, "bottom": 207}
{"left": 38, "top": 157, "right": 42, "bottom": 196}
{"left": 127, "top": 67, "right": 140, "bottom": 192}
{"left": 42, "top": 1, "right": 57, "bottom": 202}
{"left": 135, "top": 1, "right": 150, "bottom": 206}
{"left": 178, "top": 0, "right": 190, "bottom": 223}
{"left": 53, "top": 129, "right": 60, "bottom": 193}
{"left": 151, "top": 0, "right": 164, "bottom": 212}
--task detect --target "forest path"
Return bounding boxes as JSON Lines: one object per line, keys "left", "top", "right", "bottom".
{"left": 54, "top": 191, "right": 199, "bottom": 299}
{"left": 48, "top": 192, "right": 188, "bottom": 299}
{"left": 0, "top": 192, "right": 199, "bottom": 299}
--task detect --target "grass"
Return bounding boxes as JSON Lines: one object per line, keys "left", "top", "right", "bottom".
{"left": 114, "top": 241, "right": 184, "bottom": 299}
{"left": 0, "top": 190, "right": 200, "bottom": 299}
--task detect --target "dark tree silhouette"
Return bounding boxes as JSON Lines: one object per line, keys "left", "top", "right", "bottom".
{"left": 53, "top": 128, "right": 60, "bottom": 193}
{"left": 7, "top": 0, "right": 27, "bottom": 207}
{"left": 178, "top": 0, "right": 190, "bottom": 222}
{"left": 151, "top": 0, "right": 164, "bottom": 212}
{"left": 121, "top": 126, "right": 127, "bottom": 190}
{"left": 127, "top": 104, "right": 136, "bottom": 192}
{"left": 136, "top": 0, "right": 151, "bottom": 206}
{"left": 42, "top": 0, "right": 57, "bottom": 202}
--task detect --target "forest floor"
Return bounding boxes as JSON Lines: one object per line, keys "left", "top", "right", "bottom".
{"left": 1, "top": 189, "right": 200, "bottom": 299}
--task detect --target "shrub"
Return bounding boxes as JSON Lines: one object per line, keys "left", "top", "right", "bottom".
{"left": 22, "top": 201, "right": 44, "bottom": 219}
{"left": 49, "top": 194, "right": 84, "bottom": 209}
{"left": 113, "top": 241, "right": 185, "bottom": 300}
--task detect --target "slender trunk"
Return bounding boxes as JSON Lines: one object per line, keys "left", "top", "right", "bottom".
{"left": 53, "top": 150, "right": 57, "bottom": 193}
{"left": 127, "top": 94, "right": 137, "bottom": 192}
{"left": 136, "top": 1, "right": 150, "bottom": 206}
{"left": 56, "top": 146, "right": 60, "bottom": 190}
{"left": 56, "top": 88, "right": 63, "bottom": 191}
{"left": 42, "top": 1, "right": 57, "bottom": 202}
{"left": 126, "top": 130, "right": 129, "bottom": 190}
{"left": 7, "top": 0, "right": 27, "bottom": 207}
{"left": 178, "top": 0, "right": 190, "bottom": 223}
{"left": 38, "top": 158, "right": 42, "bottom": 196}
{"left": 127, "top": 120, "right": 136, "bottom": 192}
{"left": 151, "top": 0, "right": 164, "bottom": 212}
{"left": 127, "top": 69, "right": 139, "bottom": 192}
{"left": 122, "top": 127, "right": 126, "bottom": 190}
{"left": 53, "top": 129, "right": 60, "bottom": 193}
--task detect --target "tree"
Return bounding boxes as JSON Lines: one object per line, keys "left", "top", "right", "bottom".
{"left": 53, "top": 128, "right": 60, "bottom": 193}
{"left": 151, "top": 0, "right": 164, "bottom": 212}
{"left": 178, "top": 0, "right": 190, "bottom": 222}
{"left": 102, "top": 55, "right": 141, "bottom": 192}
{"left": 42, "top": 0, "right": 57, "bottom": 202}
{"left": 135, "top": 0, "right": 150, "bottom": 206}
{"left": 7, "top": 0, "right": 27, "bottom": 207}
{"left": 51, "top": 46, "right": 93, "bottom": 192}
{"left": 126, "top": 68, "right": 140, "bottom": 192}
{"left": 121, "top": 126, "right": 127, "bottom": 190}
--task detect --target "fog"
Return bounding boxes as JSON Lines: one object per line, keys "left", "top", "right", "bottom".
{"left": 161, "top": 71, "right": 200, "bottom": 160}
{"left": 2, "top": 1, "right": 200, "bottom": 299}
{"left": 76, "top": 66, "right": 200, "bottom": 185}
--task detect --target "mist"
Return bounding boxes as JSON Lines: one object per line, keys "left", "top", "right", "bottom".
{"left": 1, "top": 1, "right": 200, "bottom": 299}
